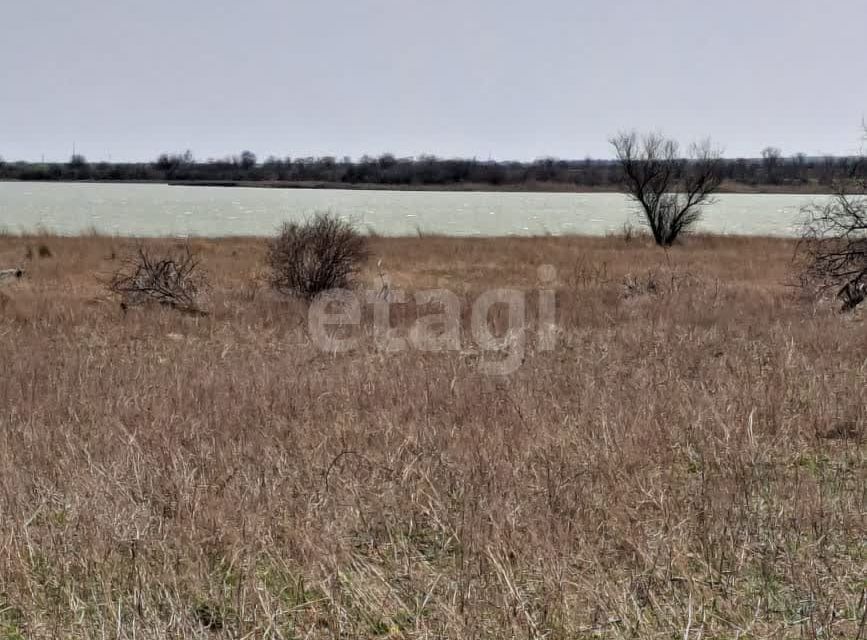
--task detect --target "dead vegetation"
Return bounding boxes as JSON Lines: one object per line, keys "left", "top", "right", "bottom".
{"left": 108, "top": 244, "right": 208, "bottom": 315}
{"left": 800, "top": 188, "right": 867, "bottom": 312}
{"left": 0, "top": 233, "right": 864, "bottom": 639}
{"left": 267, "top": 213, "right": 369, "bottom": 300}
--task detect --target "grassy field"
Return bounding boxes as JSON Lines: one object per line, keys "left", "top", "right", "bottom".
{"left": 0, "top": 233, "right": 864, "bottom": 639}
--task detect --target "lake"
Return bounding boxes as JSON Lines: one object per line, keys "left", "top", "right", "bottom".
{"left": 0, "top": 182, "right": 823, "bottom": 237}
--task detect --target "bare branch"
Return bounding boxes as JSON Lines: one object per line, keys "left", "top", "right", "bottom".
{"left": 799, "top": 181, "right": 867, "bottom": 311}
{"left": 109, "top": 244, "right": 208, "bottom": 315}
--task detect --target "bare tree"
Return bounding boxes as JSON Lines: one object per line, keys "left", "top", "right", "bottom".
{"left": 611, "top": 131, "right": 723, "bottom": 246}
{"left": 797, "top": 126, "right": 867, "bottom": 311}
{"left": 68, "top": 153, "right": 88, "bottom": 168}
{"left": 800, "top": 185, "right": 867, "bottom": 311}
{"left": 762, "top": 146, "right": 782, "bottom": 183}
{"left": 792, "top": 152, "right": 808, "bottom": 183}
{"left": 240, "top": 151, "right": 257, "bottom": 170}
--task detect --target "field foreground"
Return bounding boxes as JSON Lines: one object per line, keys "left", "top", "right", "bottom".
{"left": 0, "top": 234, "right": 864, "bottom": 639}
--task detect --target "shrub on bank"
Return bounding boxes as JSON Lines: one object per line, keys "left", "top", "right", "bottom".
{"left": 267, "top": 213, "right": 369, "bottom": 301}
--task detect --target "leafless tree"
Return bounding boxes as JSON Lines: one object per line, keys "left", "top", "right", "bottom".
{"left": 761, "top": 146, "right": 782, "bottom": 183}
{"left": 109, "top": 245, "right": 207, "bottom": 315}
{"left": 797, "top": 126, "right": 867, "bottom": 311}
{"left": 611, "top": 131, "right": 723, "bottom": 246}
{"left": 800, "top": 186, "right": 867, "bottom": 311}
{"left": 267, "top": 213, "right": 369, "bottom": 301}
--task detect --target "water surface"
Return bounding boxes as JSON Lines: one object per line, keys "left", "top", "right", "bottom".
{"left": 0, "top": 182, "right": 821, "bottom": 237}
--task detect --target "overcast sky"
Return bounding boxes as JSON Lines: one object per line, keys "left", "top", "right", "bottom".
{"left": 1, "top": 0, "right": 865, "bottom": 162}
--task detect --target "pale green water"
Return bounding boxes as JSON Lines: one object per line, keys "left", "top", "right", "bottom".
{"left": 0, "top": 182, "right": 821, "bottom": 237}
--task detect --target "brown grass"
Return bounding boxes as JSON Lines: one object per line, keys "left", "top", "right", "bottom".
{"left": 0, "top": 233, "right": 864, "bottom": 639}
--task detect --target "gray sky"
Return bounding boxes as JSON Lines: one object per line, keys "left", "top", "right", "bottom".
{"left": 2, "top": 0, "right": 865, "bottom": 162}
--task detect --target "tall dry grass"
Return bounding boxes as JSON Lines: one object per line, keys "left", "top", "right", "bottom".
{"left": 0, "top": 233, "right": 864, "bottom": 639}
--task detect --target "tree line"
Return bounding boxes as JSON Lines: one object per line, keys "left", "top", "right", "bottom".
{"left": 0, "top": 149, "right": 864, "bottom": 189}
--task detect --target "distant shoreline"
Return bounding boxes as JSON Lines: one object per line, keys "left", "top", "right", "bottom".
{"left": 0, "top": 178, "right": 840, "bottom": 195}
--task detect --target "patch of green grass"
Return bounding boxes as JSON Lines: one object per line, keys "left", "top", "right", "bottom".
{"left": 0, "top": 600, "right": 24, "bottom": 640}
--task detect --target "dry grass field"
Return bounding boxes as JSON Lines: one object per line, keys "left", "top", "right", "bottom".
{"left": 0, "top": 232, "right": 864, "bottom": 639}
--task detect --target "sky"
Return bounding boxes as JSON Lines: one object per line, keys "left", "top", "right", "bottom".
{"left": 1, "top": 0, "right": 866, "bottom": 162}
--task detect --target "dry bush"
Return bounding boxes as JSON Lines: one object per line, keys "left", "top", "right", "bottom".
{"left": 800, "top": 188, "right": 867, "bottom": 311}
{"left": 267, "top": 213, "right": 369, "bottom": 300}
{"left": 25, "top": 243, "right": 53, "bottom": 261}
{"left": 109, "top": 244, "right": 207, "bottom": 314}
{"left": 621, "top": 270, "right": 660, "bottom": 297}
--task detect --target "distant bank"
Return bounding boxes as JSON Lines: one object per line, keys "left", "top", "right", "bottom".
{"left": 2, "top": 152, "right": 859, "bottom": 195}
{"left": 0, "top": 178, "right": 838, "bottom": 195}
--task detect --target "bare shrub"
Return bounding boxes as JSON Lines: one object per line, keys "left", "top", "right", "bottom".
{"left": 799, "top": 189, "right": 867, "bottom": 311}
{"left": 267, "top": 213, "right": 369, "bottom": 301}
{"left": 622, "top": 264, "right": 702, "bottom": 299}
{"left": 797, "top": 127, "right": 867, "bottom": 311}
{"left": 622, "top": 271, "right": 660, "bottom": 298}
{"left": 568, "top": 257, "right": 609, "bottom": 289}
{"left": 611, "top": 131, "right": 723, "bottom": 246}
{"left": 109, "top": 245, "right": 207, "bottom": 314}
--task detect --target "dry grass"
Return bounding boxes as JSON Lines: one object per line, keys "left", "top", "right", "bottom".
{"left": 0, "top": 232, "right": 864, "bottom": 639}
